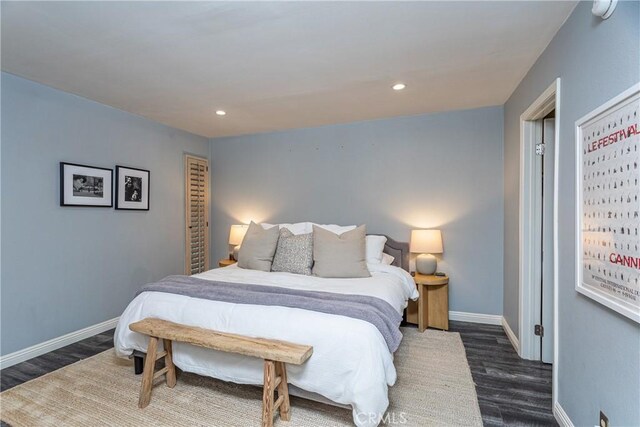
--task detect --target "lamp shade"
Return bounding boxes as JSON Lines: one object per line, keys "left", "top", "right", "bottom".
{"left": 410, "top": 229, "right": 443, "bottom": 254}
{"left": 228, "top": 224, "right": 248, "bottom": 246}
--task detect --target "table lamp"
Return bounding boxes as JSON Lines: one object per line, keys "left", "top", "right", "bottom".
{"left": 228, "top": 224, "right": 248, "bottom": 260}
{"left": 410, "top": 229, "right": 443, "bottom": 275}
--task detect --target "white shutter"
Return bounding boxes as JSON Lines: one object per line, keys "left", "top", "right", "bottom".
{"left": 184, "top": 155, "right": 209, "bottom": 274}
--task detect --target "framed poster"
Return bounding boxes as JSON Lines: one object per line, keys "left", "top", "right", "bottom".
{"left": 576, "top": 83, "right": 640, "bottom": 323}
{"left": 60, "top": 162, "right": 113, "bottom": 207}
{"left": 115, "top": 165, "right": 150, "bottom": 210}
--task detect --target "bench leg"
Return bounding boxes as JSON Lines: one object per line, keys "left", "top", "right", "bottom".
{"left": 163, "top": 339, "right": 177, "bottom": 388}
{"left": 138, "top": 336, "right": 158, "bottom": 409}
{"left": 262, "top": 360, "right": 276, "bottom": 427}
{"left": 275, "top": 362, "right": 291, "bottom": 421}
{"left": 262, "top": 360, "right": 291, "bottom": 426}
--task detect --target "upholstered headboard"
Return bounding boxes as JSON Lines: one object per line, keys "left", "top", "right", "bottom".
{"left": 381, "top": 235, "right": 410, "bottom": 272}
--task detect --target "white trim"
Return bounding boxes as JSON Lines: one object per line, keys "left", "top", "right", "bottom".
{"left": 519, "top": 78, "right": 562, "bottom": 418}
{"left": 0, "top": 317, "right": 119, "bottom": 369}
{"left": 449, "top": 311, "right": 502, "bottom": 325}
{"left": 501, "top": 317, "right": 520, "bottom": 354}
{"left": 519, "top": 78, "right": 561, "bottom": 361}
{"left": 552, "top": 80, "right": 562, "bottom": 415}
{"left": 553, "top": 401, "right": 575, "bottom": 427}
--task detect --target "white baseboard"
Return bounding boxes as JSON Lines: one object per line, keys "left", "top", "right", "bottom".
{"left": 502, "top": 317, "right": 520, "bottom": 354}
{"left": 553, "top": 401, "right": 574, "bottom": 427}
{"left": 449, "top": 311, "right": 502, "bottom": 325}
{"left": 0, "top": 317, "right": 119, "bottom": 370}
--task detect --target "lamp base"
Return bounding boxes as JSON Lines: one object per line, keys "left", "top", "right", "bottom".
{"left": 232, "top": 245, "right": 240, "bottom": 261}
{"left": 416, "top": 253, "right": 437, "bottom": 275}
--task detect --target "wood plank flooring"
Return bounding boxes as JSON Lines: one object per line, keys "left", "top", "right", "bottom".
{"left": 1, "top": 330, "right": 115, "bottom": 394}
{"left": 450, "top": 322, "right": 556, "bottom": 426}
{"left": 1, "top": 321, "right": 555, "bottom": 426}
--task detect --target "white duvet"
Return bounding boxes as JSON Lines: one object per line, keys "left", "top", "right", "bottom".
{"left": 114, "top": 263, "right": 418, "bottom": 426}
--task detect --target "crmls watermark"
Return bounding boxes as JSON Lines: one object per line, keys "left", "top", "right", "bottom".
{"left": 356, "top": 411, "right": 408, "bottom": 425}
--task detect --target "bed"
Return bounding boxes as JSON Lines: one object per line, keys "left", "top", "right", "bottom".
{"left": 114, "top": 236, "right": 417, "bottom": 427}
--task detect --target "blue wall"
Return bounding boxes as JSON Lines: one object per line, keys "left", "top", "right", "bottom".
{"left": 503, "top": 1, "right": 639, "bottom": 424}
{"left": 210, "top": 106, "right": 505, "bottom": 317}
{"left": 0, "top": 73, "right": 209, "bottom": 355}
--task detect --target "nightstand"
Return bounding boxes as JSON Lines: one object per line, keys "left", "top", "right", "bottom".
{"left": 405, "top": 273, "right": 449, "bottom": 331}
{"left": 218, "top": 258, "right": 236, "bottom": 267}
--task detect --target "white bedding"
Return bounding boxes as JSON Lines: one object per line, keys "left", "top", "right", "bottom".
{"left": 114, "top": 263, "right": 418, "bottom": 427}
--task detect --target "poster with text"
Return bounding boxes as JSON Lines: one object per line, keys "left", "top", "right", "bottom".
{"left": 578, "top": 84, "right": 640, "bottom": 323}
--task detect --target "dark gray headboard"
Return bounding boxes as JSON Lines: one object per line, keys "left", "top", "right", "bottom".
{"left": 381, "top": 235, "right": 409, "bottom": 272}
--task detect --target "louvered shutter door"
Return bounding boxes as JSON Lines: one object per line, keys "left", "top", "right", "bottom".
{"left": 185, "top": 155, "right": 209, "bottom": 274}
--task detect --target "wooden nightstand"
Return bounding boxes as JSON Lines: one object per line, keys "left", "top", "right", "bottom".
{"left": 218, "top": 258, "right": 236, "bottom": 267}
{"left": 405, "top": 273, "right": 449, "bottom": 332}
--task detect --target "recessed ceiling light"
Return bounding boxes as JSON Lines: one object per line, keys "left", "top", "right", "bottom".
{"left": 216, "top": 110, "right": 226, "bottom": 116}
{"left": 392, "top": 83, "right": 406, "bottom": 91}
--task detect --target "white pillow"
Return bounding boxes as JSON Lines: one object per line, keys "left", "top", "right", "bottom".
{"left": 366, "top": 235, "right": 387, "bottom": 264}
{"left": 381, "top": 253, "right": 395, "bottom": 265}
{"left": 313, "top": 224, "right": 357, "bottom": 235}
{"left": 261, "top": 222, "right": 311, "bottom": 235}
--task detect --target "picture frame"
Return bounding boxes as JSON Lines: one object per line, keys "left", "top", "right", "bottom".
{"left": 60, "top": 162, "right": 113, "bottom": 207}
{"left": 575, "top": 83, "right": 640, "bottom": 323}
{"left": 115, "top": 165, "right": 150, "bottom": 211}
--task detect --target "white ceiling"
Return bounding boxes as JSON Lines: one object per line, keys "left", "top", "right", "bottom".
{"left": 1, "top": 1, "right": 576, "bottom": 138}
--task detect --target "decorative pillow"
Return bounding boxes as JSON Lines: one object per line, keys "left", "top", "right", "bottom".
{"left": 237, "top": 221, "right": 280, "bottom": 272}
{"left": 366, "top": 235, "right": 387, "bottom": 264}
{"left": 312, "top": 225, "right": 370, "bottom": 278}
{"left": 381, "top": 253, "right": 395, "bottom": 265}
{"left": 271, "top": 228, "right": 313, "bottom": 275}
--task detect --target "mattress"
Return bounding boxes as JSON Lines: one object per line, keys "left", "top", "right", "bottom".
{"left": 114, "top": 263, "right": 418, "bottom": 427}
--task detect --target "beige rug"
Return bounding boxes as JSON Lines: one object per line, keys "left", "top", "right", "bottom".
{"left": 0, "top": 328, "right": 482, "bottom": 426}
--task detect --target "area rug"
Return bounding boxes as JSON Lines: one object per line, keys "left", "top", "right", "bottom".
{"left": 0, "top": 328, "right": 482, "bottom": 426}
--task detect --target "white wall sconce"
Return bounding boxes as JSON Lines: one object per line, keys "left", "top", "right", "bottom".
{"left": 592, "top": 0, "right": 617, "bottom": 19}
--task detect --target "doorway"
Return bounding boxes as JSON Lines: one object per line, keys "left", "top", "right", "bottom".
{"left": 525, "top": 111, "right": 555, "bottom": 363}
{"left": 518, "top": 78, "right": 560, "bottom": 399}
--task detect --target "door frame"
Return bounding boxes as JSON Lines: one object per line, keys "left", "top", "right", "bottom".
{"left": 541, "top": 117, "right": 556, "bottom": 364}
{"left": 518, "top": 78, "right": 560, "bottom": 398}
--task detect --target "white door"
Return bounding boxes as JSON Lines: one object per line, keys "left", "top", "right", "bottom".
{"left": 541, "top": 118, "right": 555, "bottom": 363}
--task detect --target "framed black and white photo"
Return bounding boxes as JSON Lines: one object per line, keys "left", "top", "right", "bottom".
{"left": 60, "top": 162, "right": 113, "bottom": 207}
{"left": 115, "top": 165, "right": 150, "bottom": 210}
{"left": 576, "top": 83, "right": 640, "bottom": 323}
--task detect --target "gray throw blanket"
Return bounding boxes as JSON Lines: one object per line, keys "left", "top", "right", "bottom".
{"left": 137, "top": 275, "right": 403, "bottom": 353}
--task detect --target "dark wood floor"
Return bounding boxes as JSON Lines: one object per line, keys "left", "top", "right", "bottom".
{"left": 449, "top": 322, "right": 556, "bottom": 426}
{"left": 1, "top": 330, "right": 115, "bottom": 393}
{"left": 1, "top": 321, "right": 555, "bottom": 426}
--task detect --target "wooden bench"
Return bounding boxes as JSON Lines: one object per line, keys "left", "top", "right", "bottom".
{"left": 129, "top": 318, "right": 313, "bottom": 427}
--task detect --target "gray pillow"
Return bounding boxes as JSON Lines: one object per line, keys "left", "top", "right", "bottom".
{"left": 271, "top": 228, "right": 313, "bottom": 275}
{"left": 237, "top": 222, "right": 280, "bottom": 272}
{"left": 312, "top": 225, "right": 371, "bottom": 278}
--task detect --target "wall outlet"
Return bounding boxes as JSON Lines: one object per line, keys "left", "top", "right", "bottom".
{"left": 599, "top": 411, "right": 609, "bottom": 427}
